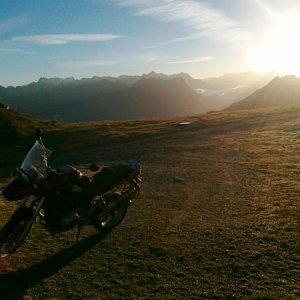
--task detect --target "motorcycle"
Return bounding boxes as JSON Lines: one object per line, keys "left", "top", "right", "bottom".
{"left": 0, "top": 130, "right": 141, "bottom": 258}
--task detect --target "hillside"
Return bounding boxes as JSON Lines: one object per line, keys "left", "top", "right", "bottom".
{"left": 0, "top": 103, "right": 43, "bottom": 141}
{"left": 199, "top": 71, "right": 279, "bottom": 109}
{"left": 0, "top": 107, "right": 299, "bottom": 299}
{"left": 0, "top": 104, "right": 63, "bottom": 171}
{"left": 203, "top": 71, "right": 277, "bottom": 91}
{"left": 116, "top": 77, "right": 210, "bottom": 118}
{"left": 226, "top": 75, "right": 300, "bottom": 111}
{"left": 1, "top": 77, "right": 210, "bottom": 122}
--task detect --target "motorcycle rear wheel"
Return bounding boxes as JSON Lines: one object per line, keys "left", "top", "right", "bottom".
{"left": 0, "top": 207, "right": 33, "bottom": 258}
{"left": 92, "top": 196, "right": 128, "bottom": 231}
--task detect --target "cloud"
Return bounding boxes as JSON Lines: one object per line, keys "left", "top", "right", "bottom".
{"left": 11, "top": 34, "right": 121, "bottom": 45}
{"left": 0, "top": 48, "right": 39, "bottom": 55}
{"left": 166, "top": 56, "right": 215, "bottom": 64}
{"left": 253, "top": 0, "right": 280, "bottom": 21}
{"left": 60, "top": 60, "right": 118, "bottom": 67}
{"left": 115, "top": 0, "right": 250, "bottom": 44}
{"left": 0, "top": 15, "right": 30, "bottom": 35}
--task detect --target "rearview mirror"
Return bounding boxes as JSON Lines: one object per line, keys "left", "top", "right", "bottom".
{"left": 36, "top": 129, "right": 43, "bottom": 138}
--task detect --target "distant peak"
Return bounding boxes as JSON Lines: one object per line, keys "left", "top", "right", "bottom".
{"left": 178, "top": 72, "right": 192, "bottom": 77}
{"left": 134, "top": 76, "right": 187, "bottom": 89}
{"left": 148, "top": 71, "right": 158, "bottom": 75}
{"left": 38, "top": 77, "right": 75, "bottom": 84}
{"left": 142, "top": 71, "right": 167, "bottom": 78}
{"left": 281, "top": 74, "right": 299, "bottom": 80}
{"left": 268, "top": 74, "right": 300, "bottom": 85}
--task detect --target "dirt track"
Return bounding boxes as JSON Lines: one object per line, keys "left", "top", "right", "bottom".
{"left": 0, "top": 108, "right": 299, "bottom": 299}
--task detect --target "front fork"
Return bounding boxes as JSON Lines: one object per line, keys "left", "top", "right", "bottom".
{"left": 15, "top": 196, "right": 46, "bottom": 242}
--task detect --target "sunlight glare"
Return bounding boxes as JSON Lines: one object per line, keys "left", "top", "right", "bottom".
{"left": 251, "top": 14, "right": 300, "bottom": 75}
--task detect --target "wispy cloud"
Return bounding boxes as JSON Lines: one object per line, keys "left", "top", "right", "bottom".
{"left": 115, "top": 0, "right": 250, "bottom": 45}
{"left": 166, "top": 56, "right": 215, "bottom": 64}
{"left": 11, "top": 34, "right": 121, "bottom": 45}
{"left": 0, "top": 48, "right": 39, "bottom": 55}
{"left": 60, "top": 60, "right": 118, "bottom": 67}
{"left": 0, "top": 15, "right": 30, "bottom": 35}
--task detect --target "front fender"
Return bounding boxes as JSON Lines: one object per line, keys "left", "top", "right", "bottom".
{"left": 2, "top": 178, "right": 33, "bottom": 201}
{"left": 10, "top": 207, "right": 33, "bottom": 222}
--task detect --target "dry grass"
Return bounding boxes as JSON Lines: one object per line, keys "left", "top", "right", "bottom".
{"left": 0, "top": 107, "right": 299, "bottom": 299}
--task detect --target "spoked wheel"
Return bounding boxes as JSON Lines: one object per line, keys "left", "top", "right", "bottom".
{"left": 92, "top": 193, "right": 129, "bottom": 231}
{"left": 0, "top": 208, "right": 33, "bottom": 258}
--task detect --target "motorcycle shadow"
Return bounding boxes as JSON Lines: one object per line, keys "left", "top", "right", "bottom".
{"left": 0, "top": 230, "right": 111, "bottom": 299}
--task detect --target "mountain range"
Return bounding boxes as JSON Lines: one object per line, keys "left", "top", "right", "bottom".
{"left": 2, "top": 71, "right": 300, "bottom": 122}
{"left": 0, "top": 76, "right": 211, "bottom": 122}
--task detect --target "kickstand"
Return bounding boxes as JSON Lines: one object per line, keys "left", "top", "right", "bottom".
{"left": 76, "top": 225, "right": 82, "bottom": 244}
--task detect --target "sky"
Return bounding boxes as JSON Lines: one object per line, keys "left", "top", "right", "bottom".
{"left": 1, "top": 0, "right": 300, "bottom": 86}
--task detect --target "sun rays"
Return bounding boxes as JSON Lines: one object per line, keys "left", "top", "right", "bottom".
{"left": 251, "top": 13, "right": 300, "bottom": 75}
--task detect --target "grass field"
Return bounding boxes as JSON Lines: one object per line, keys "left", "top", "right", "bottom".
{"left": 0, "top": 107, "right": 299, "bottom": 299}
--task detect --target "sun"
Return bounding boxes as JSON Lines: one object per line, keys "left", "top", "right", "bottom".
{"left": 250, "top": 14, "right": 300, "bottom": 75}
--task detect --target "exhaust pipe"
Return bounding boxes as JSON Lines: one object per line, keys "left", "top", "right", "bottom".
{"left": 107, "top": 188, "right": 138, "bottom": 212}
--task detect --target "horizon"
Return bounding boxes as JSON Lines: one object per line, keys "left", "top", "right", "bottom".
{"left": 0, "top": 69, "right": 283, "bottom": 88}
{"left": 2, "top": 68, "right": 297, "bottom": 89}
{"left": 1, "top": 0, "right": 300, "bottom": 86}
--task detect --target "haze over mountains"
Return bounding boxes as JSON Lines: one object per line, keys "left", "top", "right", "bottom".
{"left": 0, "top": 77, "right": 209, "bottom": 122}
{"left": 1, "top": 71, "right": 299, "bottom": 122}
{"left": 226, "top": 75, "right": 300, "bottom": 111}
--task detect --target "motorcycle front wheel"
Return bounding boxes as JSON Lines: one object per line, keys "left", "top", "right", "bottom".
{"left": 0, "top": 207, "right": 33, "bottom": 258}
{"left": 92, "top": 194, "right": 128, "bottom": 231}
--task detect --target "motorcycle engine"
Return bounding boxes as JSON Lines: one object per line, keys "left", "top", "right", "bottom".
{"left": 43, "top": 190, "right": 83, "bottom": 231}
